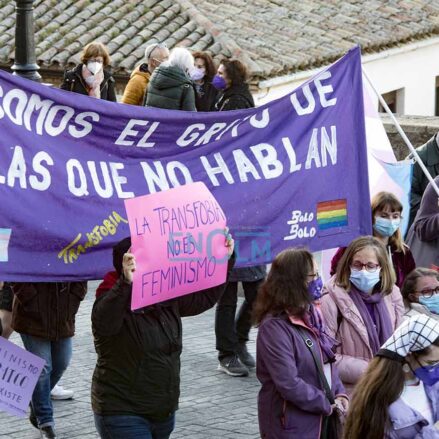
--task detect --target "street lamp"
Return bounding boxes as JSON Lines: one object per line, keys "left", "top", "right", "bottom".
{"left": 11, "top": 0, "right": 41, "bottom": 82}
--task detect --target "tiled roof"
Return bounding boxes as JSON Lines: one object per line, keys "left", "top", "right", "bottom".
{"left": 0, "top": 0, "right": 439, "bottom": 82}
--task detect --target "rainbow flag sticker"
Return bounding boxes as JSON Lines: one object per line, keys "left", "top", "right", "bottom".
{"left": 316, "top": 199, "right": 348, "bottom": 230}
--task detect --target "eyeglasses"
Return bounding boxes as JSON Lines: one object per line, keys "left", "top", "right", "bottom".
{"left": 416, "top": 287, "right": 439, "bottom": 298}
{"left": 350, "top": 262, "right": 381, "bottom": 273}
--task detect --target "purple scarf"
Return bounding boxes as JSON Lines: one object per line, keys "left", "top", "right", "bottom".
{"left": 349, "top": 286, "right": 393, "bottom": 354}
{"left": 302, "top": 304, "right": 338, "bottom": 362}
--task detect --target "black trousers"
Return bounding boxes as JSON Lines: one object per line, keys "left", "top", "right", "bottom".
{"left": 215, "top": 280, "right": 262, "bottom": 360}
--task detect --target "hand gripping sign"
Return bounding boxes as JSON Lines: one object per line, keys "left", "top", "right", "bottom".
{"left": 124, "top": 182, "right": 228, "bottom": 310}
{"left": 0, "top": 337, "right": 45, "bottom": 417}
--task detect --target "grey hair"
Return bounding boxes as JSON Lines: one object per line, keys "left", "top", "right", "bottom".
{"left": 144, "top": 43, "right": 168, "bottom": 60}
{"left": 163, "top": 47, "right": 194, "bottom": 73}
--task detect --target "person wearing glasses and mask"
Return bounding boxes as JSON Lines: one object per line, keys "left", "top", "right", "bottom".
{"left": 402, "top": 268, "right": 439, "bottom": 321}
{"left": 331, "top": 192, "right": 415, "bottom": 288}
{"left": 321, "top": 236, "right": 404, "bottom": 393}
{"left": 345, "top": 315, "right": 439, "bottom": 438}
{"left": 254, "top": 248, "right": 347, "bottom": 439}
{"left": 60, "top": 42, "right": 116, "bottom": 101}
{"left": 121, "top": 43, "right": 169, "bottom": 106}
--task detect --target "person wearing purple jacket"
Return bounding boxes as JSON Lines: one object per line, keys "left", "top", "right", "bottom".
{"left": 254, "top": 248, "right": 348, "bottom": 439}
{"left": 407, "top": 175, "right": 439, "bottom": 270}
{"left": 345, "top": 315, "right": 439, "bottom": 438}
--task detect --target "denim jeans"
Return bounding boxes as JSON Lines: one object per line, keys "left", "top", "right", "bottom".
{"left": 20, "top": 334, "right": 72, "bottom": 428}
{"left": 215, "top": 280, "right": 262, "bottom": 360}
{"left": 94, "top": 413, "right": 175, "bottom": 439}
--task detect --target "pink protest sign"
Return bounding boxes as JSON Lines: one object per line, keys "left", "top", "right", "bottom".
{"left": 124, "top": 182, "right": 228, "bottom": 310}
{"left": 0, "top": 337, "right": 45, "bottom": 418}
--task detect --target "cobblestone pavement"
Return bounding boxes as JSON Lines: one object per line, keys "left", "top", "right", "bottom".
{"left": 0, "top": 282, "right": 260, "bottom": 438}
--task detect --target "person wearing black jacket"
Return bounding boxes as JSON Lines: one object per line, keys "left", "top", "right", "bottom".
{"left": 192, "top": 51, "right": 218, "bottom": 112}
{"left": 92, "top": 233, "right": 235, "bottom": 439}
{"left": 60, "top": 41, "right": 116, "bottom": 102}
{"left": 212, "top": 59, "right": 267, "bottom": 377}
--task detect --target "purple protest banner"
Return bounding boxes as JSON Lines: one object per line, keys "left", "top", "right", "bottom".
{"left": 0, "top": 337, "right": 45, "bottom": 417}
{"left": 0, "top": 46, "right": 371, "bottom": 281}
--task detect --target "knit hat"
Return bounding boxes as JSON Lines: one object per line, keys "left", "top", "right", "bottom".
{"left": 377, "top": 314, "right": 439, "bottom": 362}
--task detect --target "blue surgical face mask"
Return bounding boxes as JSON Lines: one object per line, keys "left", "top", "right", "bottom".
{"left": 373, "top": 216, "right": 401, "bottom": 237}
{"left": 308, "top": 277, "right": 323, "bottom": 300}
{"left": 414, "top": 363, "right": 439, "bottom": 387}
{"left": 350, "top": 269, "right": 381, "bottom": 293}
{"left": 419, "top": 295, "right": 439, "bottom": 314}
{"left": 212, "top": 74, "right": 227, "bottom": 90}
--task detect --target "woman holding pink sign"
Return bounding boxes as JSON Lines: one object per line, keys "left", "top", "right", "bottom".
{"left": 92, "top": 232, "right": 235, "bottom": 439}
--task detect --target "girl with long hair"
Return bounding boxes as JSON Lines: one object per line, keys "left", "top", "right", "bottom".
{"left": 344, "top": 315, "right": 439, "bottom": 438}
{"left": 255, "top": 248, "right": 348, "bottom": 438}
{"left": 331, "top": 192, "right": 415, "bottom": 288}
{"left": 321, "top": 236, "right": 404, "bottom": 393}
{"left": 191, "top": 51, "right": 218, "bottom": 111}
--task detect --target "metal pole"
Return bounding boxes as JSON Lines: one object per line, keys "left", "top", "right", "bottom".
{"left": 362, "top": 68, "right": 439, "bottom": 198}
{"left": 11, "top": 0, "right": 41, "bottom": 82}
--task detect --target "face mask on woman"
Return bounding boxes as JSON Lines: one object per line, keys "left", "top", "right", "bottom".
{"left": 212, "top": 74, "right": 227, "bottom": 90}
{"left": 190, "top": 67, "right": 205, "bottom": 81}
{"left": 308, "top": 277, "right": 323, "bottom": 300}
{"left": 413, "top": 362, "right": 439, "bottom": 386}
{"left": 87, "top": 61, "right": 103, "bottom": 75}
{"left": 350, "top": 269, "right": 381, "bottom": 293}
{"left": 373, "top": 216, "right": 401, "bottom": 237}
{"left": 419, "top": 295, "right": 439, "bottom": 314}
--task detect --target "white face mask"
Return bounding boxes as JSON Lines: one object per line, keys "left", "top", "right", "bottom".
{"left": 87, "top": 61, "right": 103, "bottom": 75}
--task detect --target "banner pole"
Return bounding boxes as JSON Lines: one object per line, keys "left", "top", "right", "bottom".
{"left": 362, "top": 68, "right": 439, "bottom": 199}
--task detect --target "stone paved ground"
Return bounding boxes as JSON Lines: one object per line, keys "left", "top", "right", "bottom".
{"left": 0, "top": 281, "right": 260, "bottom": 438}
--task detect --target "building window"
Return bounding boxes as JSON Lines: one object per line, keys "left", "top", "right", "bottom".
{"left": 378, "top": 89, "right": 404, "bottom": 114}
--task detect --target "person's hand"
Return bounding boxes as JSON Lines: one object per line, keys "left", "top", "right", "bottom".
{"left": 122, "top": 252, "right": 136, "bottom": 284}
{"left": 224, "top": 227, "right": 234, "bottom": 258}
{"left": 434, "top": 420, "right": 439, "bottom": 430}
{"left": 334, "top": 396, "right": 349, "bottom": 414}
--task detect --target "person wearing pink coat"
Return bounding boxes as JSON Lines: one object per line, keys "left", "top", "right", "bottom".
{"left": 321, "top": 236, "right": 404, "bottom": 393}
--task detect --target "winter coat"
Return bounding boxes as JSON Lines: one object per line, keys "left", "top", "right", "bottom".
{"left": 257, "top": 313, "right": 346, "bottom": 439}
{"left": 330, "top": 245, "right": 416, "bottom": 289}
{"left": 121, "top": 64, "right": 151, "bottom": 106}
{"left": 320, "top": 277, "right": 404, "bottom": 392}
{"left": 408, "top": 135, "right": 439, "bottom": 229}
{"left": 145, "top": 64, "right": 196, "bottom": 111}
{"left": 214, "top": 83, "right": 255, "bottom": 111}
{"left": 406, "top": 175, "right": 439, "bottom": 269}
{"left": 11, "top": 282, "right": 87, "bottom": 340}
{"left": 0, "top": 283, "right": 13, "bottom": 312}
{"left": 194, "top": 80, "right": 218, "bottom": 112}
{"left": 91, "top": 256, "right": 235, "bottom": 421}
{"left": 214, "top": 82, "right": 264, "bottom": 283}
{"left": 60, "top": 64, "right": 116, "bottom": 102}
{"left": 386, "top": 382, "right": 439, "bottom": 438}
